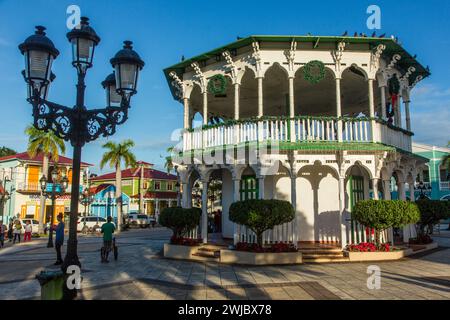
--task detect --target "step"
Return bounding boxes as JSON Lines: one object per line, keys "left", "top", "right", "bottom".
{"left": 298, "top": 247, "right": 343, "bottom": 253}
{"left": 191, "top": 252, "right": 220, "bottom": 262}
{"left": 299, "top": 249, "right": 344, "bottom": 255}
{"left": 303, "top": 256, "right": 350, "bottom": 263}
{"left": 302, "top": 253, "right": 345, "bottom": 258}
{"left": 196, "top": 248, "right": 221, "bottom": 257}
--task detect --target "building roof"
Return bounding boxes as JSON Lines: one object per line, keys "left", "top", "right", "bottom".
{"left": 164, "top": 35, "right": 430, "bottom": 100}
{"left": 0, "top": 152, "right": 92, "bottom": 167}
{"left": 91, "top": 167, "right": 177, "bottom": 182}
{"left": 413, "top": 142, "right": 450, "bottom": 155}
{"left": 130, "top": 191, "right": 178, "bottom": 200}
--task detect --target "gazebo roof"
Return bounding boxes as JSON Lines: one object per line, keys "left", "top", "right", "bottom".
{"left": 164, "top": 35, "right": 430, "bottom": 100}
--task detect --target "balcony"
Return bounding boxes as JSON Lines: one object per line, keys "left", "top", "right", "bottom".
{"left": 17, "top": 182, "right": 73, "bottom": 193}
{"left": 440, "top": 181, "right": 450, "bottom": 191}
{"left": 182, "top": 116, "right": 413, "bottom": 153}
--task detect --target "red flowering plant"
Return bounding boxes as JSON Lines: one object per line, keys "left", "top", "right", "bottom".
{"left": 347, "top": 242, "right": 391, "bottom": 252}
{"left": 170, "top": 236, "right": 201, "bottom": 246}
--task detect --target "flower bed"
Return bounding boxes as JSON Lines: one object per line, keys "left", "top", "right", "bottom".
{"left": 347, "top": 242, "right": 393, "bottom": 252}
{"left": 235, "top": 242, "right": 298, "bottom": 253}
{"left": 170, "top": 236, "right": 201, "bottom": 246}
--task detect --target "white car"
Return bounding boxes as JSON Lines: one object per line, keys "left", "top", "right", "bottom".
{"left": 77, "top": 216, "right": 107, "bottom": 232}
{"left": 127, "top": 214, "right": 150, "bottom": 228}
{"left": 20, "top": 219, "right": 40, "bottom": 234}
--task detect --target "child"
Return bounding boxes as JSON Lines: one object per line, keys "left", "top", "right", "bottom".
{"left": 24, "top": 220, "right": 32, "bottom": 242}
{"left": 13, "top": 220, "right": 22, "bottom": 244}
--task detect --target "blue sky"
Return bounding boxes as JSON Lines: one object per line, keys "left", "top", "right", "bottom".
{"left": 0, "top": 0, "right": 449, "bottom": 174}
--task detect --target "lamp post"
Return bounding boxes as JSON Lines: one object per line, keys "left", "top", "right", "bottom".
{"left": 175, "top": 182, "right": 180, "bottom": 206}
{"left": 19, "top": 17, "right": 144, "bottom": 276}
{"left": 0, "top": 184, "right": 10, "bottom": 224}
{"left": 40, "top": 168, "right": 68, "bottom": 248}
{"left": 79, "top": 175, "right": 94, "bottom": 233}
{"left": 416, "top": 181, "right": 432, "bottom": 200}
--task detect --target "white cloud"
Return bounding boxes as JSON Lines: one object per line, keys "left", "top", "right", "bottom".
{"left": 410, "top": 84, "right": 450, "bottom": 147}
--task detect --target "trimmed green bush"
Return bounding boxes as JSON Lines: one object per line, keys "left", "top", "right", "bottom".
{"left": 416, "top": 200, "right": 450, "bottom": 235}
{"left": 229, "top": 199, "right": 295, "bottom": 247}
{"left": 353, "top": 200, "right": 420, "bottom": 244}
{"left": 158, "top": 207, "right": 201, "bottom": 239}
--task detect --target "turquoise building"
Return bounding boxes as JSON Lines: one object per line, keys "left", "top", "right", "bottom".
{"left": 89, "top": 184, "right": 130, "bottom": 222}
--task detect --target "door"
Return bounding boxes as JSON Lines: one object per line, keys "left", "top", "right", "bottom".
{"left": 349, "top": 176, "right": 365, "bottom": 243}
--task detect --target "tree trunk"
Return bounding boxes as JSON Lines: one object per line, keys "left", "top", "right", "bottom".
{"left": 115, "top": 164, "right": 122, "bottom": 232}
{"left": 256, "top": 233, "right": 263, "bottom": 248}
{"left": 38, "top": 154, "right": 49, "bottom": 233}
{"left": 139, "top": 164, "right": 144, "bottom": 213}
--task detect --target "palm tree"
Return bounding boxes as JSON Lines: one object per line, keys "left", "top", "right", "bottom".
{"left": 100, "top": 139, "right": 136, "bottom": 231}
{"left": 164, "top": 146, "right": 175, "bottom": 174}
{"left": 0, "top": 146, "right": 17, "bottom": 157}
{"left": 25, "top": 125, "right": 66, "bottom": 233}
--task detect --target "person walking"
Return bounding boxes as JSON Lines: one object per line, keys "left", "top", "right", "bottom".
{"left": 100, "top": 216, "right": 116, "bottom": 263}
{"left": 13, "top": 220, "right": 22, "bottom": 244}
{"left": 54, "top": 214, "right": 64, "bottom": 265}
{"left": 7, "top": 221, "right": 13, "bottom": 242}
{"left": 23, "top": 220, "right": 32, "bottom": 242}
{"left": 0, "top": 222, "right": 6, "bottom": 248}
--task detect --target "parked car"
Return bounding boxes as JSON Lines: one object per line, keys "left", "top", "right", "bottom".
{"left": 77, "top": 216, "right": 107, "bottom": 232}
{"left": 127, "top": 213, "right": 150, "bottom": 228}
{"left": 20, "top": 219, "right": 40, "bottom": 234}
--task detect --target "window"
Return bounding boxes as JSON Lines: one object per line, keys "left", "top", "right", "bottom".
{"left": 154, "top": 181, "right": 160, "bottom": 190}
{"left": 167, "top": 183, "right": 173, "bottom": 191}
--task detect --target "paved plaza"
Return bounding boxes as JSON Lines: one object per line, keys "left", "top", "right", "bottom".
{"left": 0, "top": 228, "right": 449, "bottom": 300}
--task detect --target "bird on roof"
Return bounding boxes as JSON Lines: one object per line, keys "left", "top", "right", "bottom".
{"left": 360, "top": 33, "right": 367, "bottom": 37}
{"left": 371, "top": 31, "right": 377, "bottom": 37}
{"left": 342, "top": 31, "right": 348, "bottom": 36}
{"left": 379, "top": 33, "right": 386, "bottom": 38}
{"left": 426, "top": 66, "right": 430, "bottom": 72}
{"left": 354, "top": 32, "right": 358, "bottom": 37}
{"left": 307, "top": 33, "right": 312, "bottom": 36}
{"left": 181, "top": 55, "right": 185, "bottom": 61}
{"left": 413, "top": 54, "right": 417, "bottom": 59}
{"left": 237, "top": 36, "right": 242, "bottom": 40}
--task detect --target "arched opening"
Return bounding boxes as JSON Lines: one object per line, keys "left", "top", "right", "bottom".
{"left": 263, "top": 64, "right": 289, "bottom": 117}
{"left": 207, "top": 75, "right": 234, "bottom": 121}
{"left": 239, "top": 68, "right": 258, "bottom": 118}
{"left": 189, "top": 84, "right": 203, "bottom": 127}
{"left": 297, "top": 162, "right": 340, "bottom": 243}
{"left": 294, "top": 66, "right": 336, "bottom": 116}
{"left": 341, "top": 66, "right": 371, "bottom": 117}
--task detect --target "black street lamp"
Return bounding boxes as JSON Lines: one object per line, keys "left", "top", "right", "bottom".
{"left": 0, "top": 183, "right": 11, "bottom": 224}
{"left": 19, "top": 17, "right": 144, "bottom": 282}
{"left": 416, "top": 181, "right": 432, "bottom": 200}
{"left": 40, "top": 168, "right": 68, "bottom": 248}
{"left": 79, "top": 173, "right": 94, "bottom": 233}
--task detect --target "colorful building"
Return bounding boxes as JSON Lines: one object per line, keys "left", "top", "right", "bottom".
{"left": 89, "top": 184, "right": 130, "bottom": 221}
{"left": 0, "top": 152, "right": 91, "bottom": 223}
{"left": 411, "top": 142, "right": 450, "bottom": 200}
{"left": 90, "top": 161, "right": 178, "bottom": 217}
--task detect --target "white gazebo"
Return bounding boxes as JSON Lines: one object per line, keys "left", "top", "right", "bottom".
{"left": 164, "top": 35, "right": 430, "bottom": 248}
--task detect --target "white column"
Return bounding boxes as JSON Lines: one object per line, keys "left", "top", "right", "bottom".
{"left": 404, "top": 99, "right": 411, "bottom": 131}
{"left": 372, "top": 178, "right": 380, "bottom": 200}
{"left": 233, "top": 178, "right": 240, "bottom": 244}
{"left": 202, "top": 91, "right": 208, "bottom": 125}
{"left": 368, "top": 79, "right": 376, "bottom": 142}
{"left": 288, "top": 76, "right": 296, "bottom": 141}
{"left": 183, "top": 97, "right": 190, "bottom": 129}
{"left": 398, "top": 181, "right": 406, "bottom": 200}
{"left": 396, "top": 96, "right": 402, "bottom": 128}
{"left": 336, "top": 78, "right": 343, "bottom": 142}
{"left": 338, "top": 176, "right": 347, "bottom": 248}
{"left": 181, "top": 183, "right": 188, "bottom": 207}
{"left": 382, "top": 179, "right": 392, "bottom": 200}
{"left": 234, "top": 83, "right": 240, "bottom": 120}
{"left": 257, "top": 77, "right": 264, "bottom": 117}
{"left": 290, "top": 173, "right": 298, "bottom": 247}
{"left": 380, "top": 86, "right": 387, "bottom": 120}
{"left": 258, "top": 175, "right": 265, "bottom": 199}
{"left": 201, "top": 181, "right": 208, "bottom": 244}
